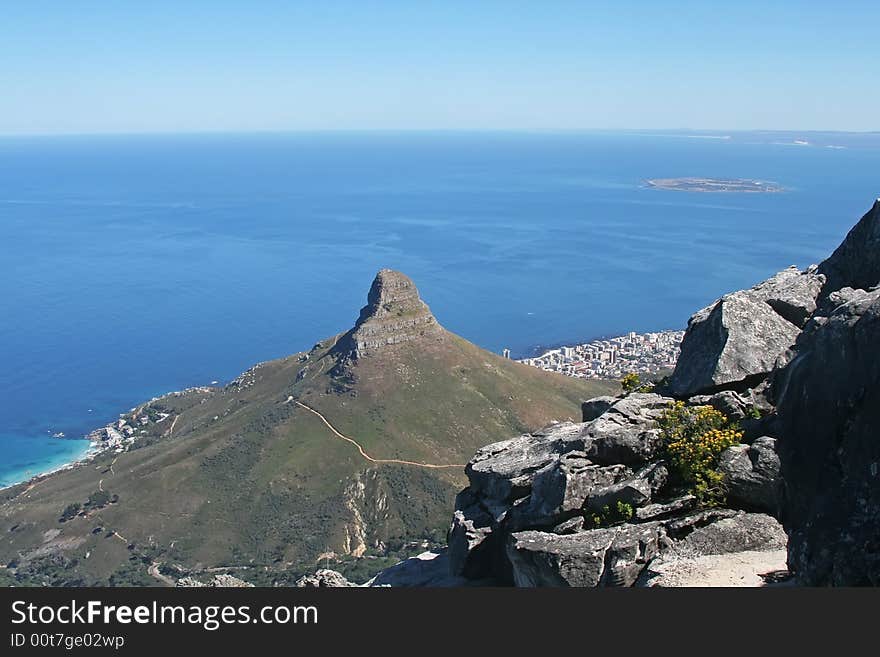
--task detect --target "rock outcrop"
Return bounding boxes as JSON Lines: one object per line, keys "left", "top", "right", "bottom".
{"left": 581, "top": 396, "right": 617, "bottom": 422}
{"left": 294, "top": 569, "right": 356, "bottom": 588}
{"left": 336, "top": 269, "right": 443, "bottom": 358}
{"left": 443, "top": 392, "right": 786, "bottom": 587}
{"left": 817, "top": 199, "right": 880, "bottom": 297}
{"left": 366, "top": 550, "right": 489, "bottom": 587}
{"left": 719, "top": 437, "right": 780, "bottom": 513}
{"left": 670, "top": 511, "right": 786, "bottom": 556}
{"left": 506, "top": 511, "right": 786, "bottom": 588}
{"left": 176, "top": 574, "right": 254, "bottom": 587}
{"left": 668, "top": 199, "right": 880, "bottom": 585}
{"left": 749, "top": 265, "right": 826, "bottom": 327}
{"left": 667, "top": 266, "right": 824, "bottom": 397}
{"left": 583, "top": 393, "right": 668, "bottom": 465}
{"left": 773, "top": 287, "right": 880, "bottom": 585}
{"left": 507, "top": 523, "right": 665, "bottom": 587}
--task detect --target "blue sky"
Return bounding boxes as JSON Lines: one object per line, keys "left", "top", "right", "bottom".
{"left": 1, "top": 1, "right": 878, "bottom": 134}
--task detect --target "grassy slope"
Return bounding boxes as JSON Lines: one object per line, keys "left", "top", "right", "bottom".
{"left": 0, "top": 331, "right": 616, "bottom": 586}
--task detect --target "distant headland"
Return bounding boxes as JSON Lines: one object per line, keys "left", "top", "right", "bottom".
{"left": 646, "top": 177, "right": 784, "bottom": 193}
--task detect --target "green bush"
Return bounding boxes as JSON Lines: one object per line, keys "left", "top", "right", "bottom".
{"left": 59, "top": 503, "right": 81, "bottom": 523}
{"left": 588, "top": 501, "right": 635, "bottom": 528}
{"left": 87, "top": 490, "right": 112, "bottom": 509}
{"left": 107, "top": 561, "right": 154, "bottom": 587}
{"left": 658, "top": 401, "right": 742, "bottom": 506}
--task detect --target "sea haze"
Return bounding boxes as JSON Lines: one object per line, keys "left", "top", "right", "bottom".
{"left": 1, "top": 130, "right": 878, "bottom": 486}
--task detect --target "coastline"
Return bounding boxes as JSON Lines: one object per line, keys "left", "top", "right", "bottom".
{"left": 0, "top": 384, "right": 217, "bottom": 493}
{"left": 0, "top": 436, "right": 103, "bottom": 493}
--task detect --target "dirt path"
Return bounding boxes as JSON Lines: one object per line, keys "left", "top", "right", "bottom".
{"left": 166, "top": 414, "right": 180, "bottom": 438}
{"left": 17, "top": 479, "right": 43, "bottom": 497}
{"left": 97, "top": 455, "right": 120, "bottom": 492}
{"left": 92, "top": 457, "right": 139, "bottom": 564}
{"left": 291, "top": 400, "right": 464, "bottom": 469}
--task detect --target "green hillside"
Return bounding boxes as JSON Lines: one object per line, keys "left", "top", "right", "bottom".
{"left": 0, "top": 271, "right": 615, "bottom": 586}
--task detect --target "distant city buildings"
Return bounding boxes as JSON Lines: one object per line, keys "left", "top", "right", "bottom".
{"left": 517, "top": 329, "right": 685, "bottom": 380}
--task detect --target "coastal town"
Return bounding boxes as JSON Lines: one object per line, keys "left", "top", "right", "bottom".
{"left": 85, "top": 386, "right": 214, "bottom": 454}
{"left": 86, "top": 410, "right": 167, "bottom": 452}
{"left": 515, "top": 329, "right": 684, "bottom": 380}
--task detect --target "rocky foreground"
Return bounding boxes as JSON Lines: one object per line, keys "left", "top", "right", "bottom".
{"left": 299, "top": 199, "right": 880, "bottom": 587}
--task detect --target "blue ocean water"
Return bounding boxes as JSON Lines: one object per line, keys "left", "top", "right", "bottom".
{"left": 1, "top": 131, "right": 878, "bottom": 487}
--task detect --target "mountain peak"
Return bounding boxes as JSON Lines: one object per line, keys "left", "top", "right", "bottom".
{"left": 360, "top": 269, "right": 429, "bottom": 320}
{"left": 818, "top": 199, "right": 880, "bottom": 295}
{"left": 340, "top": 269, "right": 442, "bottom": 357}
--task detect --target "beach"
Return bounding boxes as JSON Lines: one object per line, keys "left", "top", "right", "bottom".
{"left": 0, "top": 435, "right": 100, "bottom": 491}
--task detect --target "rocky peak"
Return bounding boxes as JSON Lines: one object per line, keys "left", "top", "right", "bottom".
{"left": 338, "top": 269, "right": 443, "bottom": 358}
{"left": 358, "top": 269, "right": 433, "bottom": 324}
{"left": 818, "top": 198, "right": 880, "bottom": 296}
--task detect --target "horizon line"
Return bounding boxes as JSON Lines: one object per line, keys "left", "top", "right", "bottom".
{"left": 1, "top": 127, "right": 879, "bottom": 139}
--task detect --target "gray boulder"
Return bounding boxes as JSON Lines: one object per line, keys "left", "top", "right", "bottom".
{"left": 447, "top": 492, "right": 496, "bottom": 578}
{"left": 581, "top": 396, "right": 618, "bottom": 422}
{"left": 668, "top": 290, "right": 801, "bottom": 397}
{"left": 688, "top": 389, "right": 773, "bottom": 440}
{"left": 773, "top": 286, "right": 880, "bottom": 585}
{"left": 177, "top": 574, "right": 255, "bottom": 587}
{"left": 508, "top": 454, "right": 629, "bottom": 529}
{"left": 175, "top": 577, "right": 207, "bottom": 587}
{"left": 584, "top": 393, "right": 672, "bottom": 465}
{"left": 719, "top": 437, "right": 780, "bottom": 513}
{"left": 635, "top": 495, "right": 697, "bottom": 521}
{"left": 505, "top": 510, "right": 785, "bottom": 587}
{"left": 465, "top": 423, "right": 585, "bottom": 504}
{"left": 582, "top": 463, "right": 667, "bottom": 514}
{"left": 551, "top": 516, "right": 587, "bottom": 534}
{"left": 748, "top": 265, "right": 825, "bottom": 327}
{"left": 507, "top": 523, "right": 664, "bottom": 587}
{"left": 825, "top": 285, "right": 871, "bottom": 310}
{"left": 673, "top": 512, "right": 787, "bottom": 556}
{"left": 662, "top": 508, "right": 740, "bottom": 540}
{"left": 294, "top": 569, "right": 356, "bottom": 588}
{"left": 210, "top": 574, "right": 254, "bottom": 588}
{"left": 583, "top": 477, "right": 651, "bottom": 513}
{"left": 689, "top": 390, "right": 751, "bottom": 421}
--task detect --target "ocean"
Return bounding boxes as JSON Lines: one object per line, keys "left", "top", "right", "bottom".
{"left": 1, "top": 130, "right": 878, "bottom": 487}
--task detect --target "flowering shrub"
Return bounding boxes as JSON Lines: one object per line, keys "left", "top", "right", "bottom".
{"left": 658, "top": 401, "right": 742, "bottom": 506}
{"left": 620, "top": 372, "right": 654, "bottom": 395}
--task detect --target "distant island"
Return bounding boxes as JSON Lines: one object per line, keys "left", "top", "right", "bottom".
{"left": 646, "top": 177, "right": 784, "bottom": 193}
